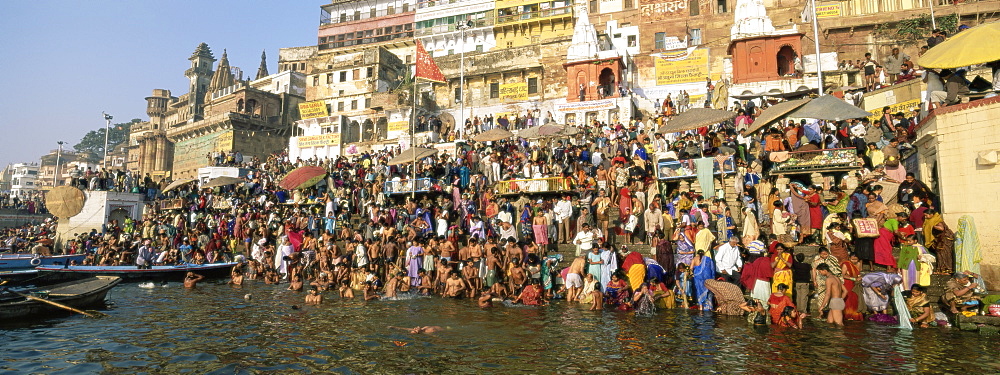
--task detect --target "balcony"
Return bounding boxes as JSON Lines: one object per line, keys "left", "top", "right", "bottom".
{"left": 494, "top": 176, "right": 574, "bottom": 195}
{"left": 320, "top": 8, "right": 414, "bottom": 27}
{"left": 414, "top": 18, "right": 494, "bottom": 37}
{"left": 496, "top": 5, "right": 572, "bottom": 25}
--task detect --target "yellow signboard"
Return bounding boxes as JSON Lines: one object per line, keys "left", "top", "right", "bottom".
{"left": 815, "top": 3, "right": 841, "bottom": 18}
{"left": 499, "top": 82, "right": 529, "bottom": 102}
{"left": 866, "top": 99, "right": 921, "bottom": 124}
{"left": 298, "top": 101, "right": 329, "bottom": 120}
{"left": 655, "top": 49, "right": 709, "bottom": 86}
{"left": 387, "top": 121, "right": 408, "bottom": 132}
{"left": 297, "top": 133, "right": 341, "bottom": 148}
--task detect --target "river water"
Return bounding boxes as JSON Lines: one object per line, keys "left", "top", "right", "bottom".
{"left": 1, "top": 281, "right": 997, "bottom": 374}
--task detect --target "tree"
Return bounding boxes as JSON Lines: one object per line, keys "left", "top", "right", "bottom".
{"left": 73, "top": 119, "right": 140, "bottom": 156}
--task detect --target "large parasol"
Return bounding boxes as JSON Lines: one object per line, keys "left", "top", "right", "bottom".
{"left": 161, "top": 178, "right": 197, "bottom": 193}
{"left": 517, "top": 124, "right": 565, "bottom": 139}
{"left": 656, "top": 108, "right": 737, "bottom": 134}
{"left": 202, "top": 176, "right": 244, "bottom": 188}
{"left": 471, "top": 127, "right": 515, "bottom": 142}
{"left": 278, "top": 166, "right": 328, "bottom": 190}
{"left": 387, "top": 147, "right": 438, "bottom": 166}
{"left": 45, "top": 186, "right": 86, "bottom": 218}
{"left": 746, "top": 98, "right": 812, "bottom": 134}
{"left": 786, "top": 94, "right": 872, "bottom": 121}
{"left": 917, "top": 22, "right": 1000, "bottom": 69}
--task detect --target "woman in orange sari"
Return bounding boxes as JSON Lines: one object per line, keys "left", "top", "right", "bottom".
{"left": 840, "top": 253, "right": 865, "bottom": 321}
{"left": 771, "top": 244, "right": 793, "bottom": 296}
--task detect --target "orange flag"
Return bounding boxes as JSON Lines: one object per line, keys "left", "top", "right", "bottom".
{"left": 414, "top": 40, "right": 446, "bottom": 83}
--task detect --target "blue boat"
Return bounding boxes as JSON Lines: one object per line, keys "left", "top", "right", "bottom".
{"left": 0, "top": 253, "right": 87, "bottom": 270}
{"left": 35, "top": 262, "right": 239, "bottom": 282}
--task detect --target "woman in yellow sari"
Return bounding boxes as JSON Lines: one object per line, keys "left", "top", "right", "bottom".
{"left": 771, "top": 244, "right": 793, "bottom": 296}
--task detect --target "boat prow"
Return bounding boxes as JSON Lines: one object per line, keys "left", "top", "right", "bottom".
{"left": 0, "top": 276, "right": 121, "bottom": 320}
{"left": 35, "top": 262, "right": 239, "bottom": 282}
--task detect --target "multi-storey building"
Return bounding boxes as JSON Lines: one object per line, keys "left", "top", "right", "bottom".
{"left": 128, "top": 44, "right": 305, "bottom": 179}
{"left": 8, "top": 163, "right": 40, "bottom": 197}
{"left": 416, "top": 0, "right": 497, "bottom": 57}
{"left": 493, "top": 0, "right": 576, "bottom": 49}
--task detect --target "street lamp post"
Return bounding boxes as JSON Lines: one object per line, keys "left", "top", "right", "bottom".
{"left": 54, "top": 141, "right": 64, "bottom": 187}
{"left": 102, "top": 112, "right": 113, "bottom": 170}
{"left": 457, "top": 20, "right": 472, "bottom": 139}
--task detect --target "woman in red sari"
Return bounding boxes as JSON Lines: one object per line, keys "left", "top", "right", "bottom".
{"left": 618, "top": 188, "right": 632, "bottom": 223}
{"left": 840, "top": 253, "right": 865, "bottom": 321}
{"left": 806, "top": 187, "right": 824, "bottom": 245}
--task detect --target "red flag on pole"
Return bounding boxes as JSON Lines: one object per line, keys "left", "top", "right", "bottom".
{"left": 414, "top": 40, "right": 446, "bottom": 83}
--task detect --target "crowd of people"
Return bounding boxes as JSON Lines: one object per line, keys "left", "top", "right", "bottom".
{"left": 3, "top": 26, "right": 995, "bottom": 328}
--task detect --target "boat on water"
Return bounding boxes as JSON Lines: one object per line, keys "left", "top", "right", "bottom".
{"left": 0, "top": 253, "right": 87, "bottom": 270}
{"left": 35, "top": 262, "right": 239, "bottom": 282}
{"left": 0, "top": 276, "right": 121, "bottom": 320}
{"left": 0, "top": 269, "right": 40, "bottom": 285}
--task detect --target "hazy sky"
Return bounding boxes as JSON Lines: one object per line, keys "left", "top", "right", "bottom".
{"left": 0, "top": 1, "right": 318, "bottom": 167}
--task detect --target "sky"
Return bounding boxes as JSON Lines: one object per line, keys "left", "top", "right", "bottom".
{"left": 0, "top": 1, "right": 319, "bottom": 167}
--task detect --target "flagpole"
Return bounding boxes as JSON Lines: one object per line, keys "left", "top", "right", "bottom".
{"left": 411, "top": 77, "right": 417, "bottom": 200}
{"left": 811, "top": 0, "right": 824, "bottom": 96}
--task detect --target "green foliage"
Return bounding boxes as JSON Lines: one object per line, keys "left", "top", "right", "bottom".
{"left": 73, "top": 119, "right": 140, "bottom": 156}
{"left": 874, "top": 14, "right": 958, "bottom": 43}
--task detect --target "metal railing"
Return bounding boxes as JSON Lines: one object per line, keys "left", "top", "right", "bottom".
{"left": 494, "top": 176, "right": 573, "bottom": 195}
{"left": 384, "top": 178, "right": 439, "bottom": 195}
{"left": 496, "top": 6, "right": 573, "bottom": 24}
{"left": 414, "top": 18, "right": 494, "bottom": 36}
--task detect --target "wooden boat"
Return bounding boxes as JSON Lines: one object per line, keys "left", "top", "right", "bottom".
{"left": 35, "top": 262, "right": 239, "bottom": 282}
{"left": 0, "top": 269, "right": 40, "bottom": 285}
{"left": 0, "top": 276, "right": 121, "bottom": 320}
{"left": 0, "top": 253, "right": 87, "bottom": 270}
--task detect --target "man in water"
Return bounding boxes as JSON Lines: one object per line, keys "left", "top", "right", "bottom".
{"left": 184, "top": 272, "right": 205, "bottom": 288}
{"left": 305, "top": 288, "right": 323, "bottom": 305}
{"left": 816, "top": 264, "right": 844, "bottom": 326}
{"left": 444, "top": 272, "right": 466, "bottom": 298}
{"left": 389, "top": 326, "right": 444, "bottom": 334}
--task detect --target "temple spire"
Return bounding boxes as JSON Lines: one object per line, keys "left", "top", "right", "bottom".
{"left": 255, "top": 50, "right": 269, "bottom": 80}
{"left": 208, "top": 49, "right": 234, "bottom": 93}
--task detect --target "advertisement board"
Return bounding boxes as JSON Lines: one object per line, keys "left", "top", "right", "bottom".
{"left": 500, "top": 82, "right": 529, "bottom": 102}
{"left": 654, "top": 49, "right": 709, "bottom": 86}
{"left": 298, "top": 101, "right": 330, "bottom": 120}
{"left": 296, "top": 133, "right": 341, "bottom": 148}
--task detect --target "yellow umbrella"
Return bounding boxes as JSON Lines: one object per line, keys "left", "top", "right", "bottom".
{"left": 917, "top": 22, "right": 1000, "bottom": 69}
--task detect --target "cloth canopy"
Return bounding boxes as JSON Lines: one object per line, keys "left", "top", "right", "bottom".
{"left": 747, "top": 98, "right": 812, "bottom": 134}
{"left": 387, "top": 147, "right": 438, "bottom": 166}
{"left": 202, "top": 176, "right": 244, "bottom": 188}
{"left": 918, "top": 22, "right": 1000, "bottom": 69}
{"left": 657, "top": 108, "right": 737, "bottom": 134}
{"left": 787, "top": 94, "right": 872, "bottom": 121}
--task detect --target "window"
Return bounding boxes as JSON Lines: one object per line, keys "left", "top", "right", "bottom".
{"left": 337, "top": 102, "right": 345, "bottom": 111}
{"left": 654, "top": 32, "right": 665, "bottom": 50}
{"left": 690, "top": 0, "right": 699, "bottom": 15}
{"left": 405, "top": 55, "right": 412, "bottom": 64}
{"left": 370, "top": 8, "right": 377, "bottom": 18}
{"left": 402, "top": 3, "right": 409, "bottom": 12}
{"left": 489, "top": 82, "right": 499, "bottom": 98}
{"left": 627, "top": 35, "right": 637, "bottom": 47}
{"left": 339, "top": 90, "right": 345, "bottom": 96}
{"left": 624, "top": 0, "right": 634, "bottom": 8}
{"left": 527, "top": 77, "right": 539, "bottom": 94}
{"left": 589, "top": 0, "right": 597, "bottom": 13}
{"left": 365, "top": 98, "right": 371, "bottom": 108}
{"left": 717, "top": 0, "right": 727, "bottom": 13}
{"left": 353, "top": 69, "right": 360, "bottom": 80}
{"left": 313, "top": 76, "right": 319, "bottom": 86}
{"left": 367, "top": 67, "right": 374, "bottom": 78}
{"left": 476, "top": 45, "right": 483, "bottom": 52}
{"left": 455, "top": 87, "right": 462, "bottom": 103}
{"left": 340, "top": 71, "right": 348, "bottom": 82}
{"left": 326, "top": 74, "right": 333, "bottom": 84}
{"left": 351, "top": 100, "right": 358, "bottom": 110}
{"left": 448, "top": 49, "right": 454, "bottom": 55}
{"left": 506, "top": 42, "right": 513, "bottom": 49}
{"left": 690, "top": 28, "right": 702, "bottom": 45}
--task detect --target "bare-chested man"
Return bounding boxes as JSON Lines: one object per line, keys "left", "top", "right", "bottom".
{"left": 438, "top": 236, "right": 455, "bottom": 264}
{"left": 817, "top": 263, "right": 844, "bottom": 326}
{"left": 416, "top": 269, "right": 434, "bottom": 295}
{"left": 444, "top": 272, "right": 466, "bottom": 298}
{"left": 288, "top": 274, "right": 304, "bottom": 291}
{"left": 229, "top": 266, "right": 244, "bottom": 286}
{"left": 508, "top": 260, "right": 527, "bottom": 294}
{"left": 461, "top": 259, "right": 481, "bottom": 298}
{"left": 184, "top": 272, "right": 205, "bottom": 288}
{"left": 389, "top": 325, "right": 444, "bottom": 334}
{"left": 305, "top": 288, "right": 323, "bottom": 305}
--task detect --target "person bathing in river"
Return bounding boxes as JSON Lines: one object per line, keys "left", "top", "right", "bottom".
{"left": 184, "top": 272, "right": 205, "bottom": 288}
{"left": 390, "top": 326, "right": 445, "bottom": 334}
{"left": 305, "top": 288, "right": 323, "bottom": 305}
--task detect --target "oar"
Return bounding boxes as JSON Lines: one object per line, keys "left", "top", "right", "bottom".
{"left": 8, "top": 290, "right": 106, "bottom": 318}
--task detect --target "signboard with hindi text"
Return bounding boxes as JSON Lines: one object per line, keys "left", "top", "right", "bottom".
{"left": 298, "top": 101, "right": 329, "bottom": 120}
{"left": 388, "top": 121, "right": 408, "bottom": 132}
{"left": 296, "top": 133, "right": 341, "bottom": 148}
{"left": 555, "top": 99, "right": 617, "bottom": 112}
{"left": 862, "top": 78, "right": 922, "bottom": 122}
{"left": 640, "top": 0, "right": 688, "bottom": 22}
{"left": 654, "top": 49, "right": 709, "bottom": 86}
{"left": 500, "top": 82, "right": 529, "bottom": 102}
{"left": 815, "top": 3, "right": 841, "bottom": 18}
